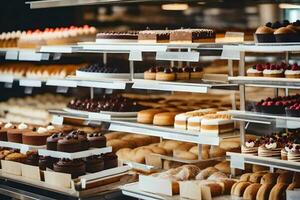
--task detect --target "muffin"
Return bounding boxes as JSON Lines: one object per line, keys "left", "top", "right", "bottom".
{"left": 255, "top": 22, "right": 275, "bottom": 43}
{"left": 53, "top": 158, "right": 86, "bottom": 179}
{"left": 274, "top": 27, "right": 298, "bottom": 43}
{"left": 86, "top": 155, "right": 104, "bottom": 173}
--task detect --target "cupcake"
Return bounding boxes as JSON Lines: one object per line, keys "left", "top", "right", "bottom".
{"left": 246, "top": 64, "right": 264, "bottom": 77}
{"left": 241, "top": 139, "right": 259, "bottom": 155}
{"left": 258, "top": 137, "right": 283, "bottom": 159}
{"left": 274, "top": 27, "right": 297, "bottom": 43}
{"left": 285, "top": 63, "right": 300, "bottom": 78}
{"left": 263, "top": 64, "right": 284, "bottom": 77}
{"left": 190, "top": 66, "right": 203, "bottom": 79}
{"left": 176, "top": 67, "right": 190, "bottom": 80}
{"left": 255, "top": 22, "right": 275, "bottom": 43}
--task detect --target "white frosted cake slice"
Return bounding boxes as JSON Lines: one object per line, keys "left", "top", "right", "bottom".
{"left": 200, "top": 114, "right": 234, "bottom": 135}
{"left": 187, "top": 116, "right": 203, "bottom": 131}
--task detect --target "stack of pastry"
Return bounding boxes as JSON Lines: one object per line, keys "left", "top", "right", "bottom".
{"left": 200, "top": 114, "right": 234, "bottom": 135}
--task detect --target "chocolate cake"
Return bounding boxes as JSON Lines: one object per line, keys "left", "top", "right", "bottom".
{"left": 86, "top": 155, "right": 104, "bottom": 173}
{"left": 87, "top": 133, "right": 106, "bottom": 148}
{"left": 138, "top": 30, "right": 170, "bottom": 43}
{"left": 22, "top": 130, "right": 51, "bottom": 146}
{"left": 170, "top": 28, "right": 215, "bottom": 43}
{"left": 39, "top": 156, "right": 58, "bottom": 170}
{"left": 53, "top": 158, "right": 86, "bottom": 179}
{"left": 69, "top": 130, "right": 89, "bottom": 151}
{"left": 96, "top": 31, "right": 139, "bottom": 42}
{"left": 57, "top": 134, "right": 81, "bottom": 152}
{"left": 103, "top": 152, "right": 118, "bottom": 170}
{"left": 0, "top": 127, "right": 8, "bottom": 141}
{"left": 46, "top": 132, "right": 65, "bottom": 151}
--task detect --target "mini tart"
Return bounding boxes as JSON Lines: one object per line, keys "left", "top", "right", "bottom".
{"left": 274, "top": 27, "right": 297, "bottom": 43}
{"left": 263, "top": 69, "right": 284, "bottom": 77}
{"left": 190, "top": 67, "right": 203, "bottom": 79}
{"left": 144, "top": 68, "right": 156, "bottom": 80}
{"left": 176, "top": 68, "right": 190, "bottom": 80}
{"left": 285, "top": 69, "right": 300, "bottom": 78}
{"left": 246, "top": 67, "right": 263, "bottom": 77}
{"left": 255, "top": 26, "right": 275, "bottom": 43}
{"left": 155, "top": 72, "right": 175, "bottom": 81}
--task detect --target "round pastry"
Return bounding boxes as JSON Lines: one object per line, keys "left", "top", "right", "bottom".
{"left": 57, "top": 135, "right": 81, "bottom": 152}
{"left": 144, "top": 67, "right": 156, "bottom": 80}
{"left": 285, "top": 63, "right": 300, "bottom": 78}
{"left": 53, "top": 158, "right": 86, "bottom": 179}
{"left": 239, "top": 173, "right": 252, "bottom": 182}
{"left": 86, "top": 155, "right": 104, "bottom": 173}
{"left": 274, "top": 27, "right": 298, "bottom": 43}
{"left": 249, "top": 172, "right": 267, "bottom": 183}
{"left": 246, "top": 64, "right": 264, "bottom": 77}
{"left": 104, "top": 132, "right": 125, "bottom": 140}
{"left": 255, "top": 23, "right": 275, "bottom": 43}
{"left": 87, "top": 133, "right": 106, "bottom": 148}
{"left": 7, "top": 123, "right": 32, "bottom": 143}
{"left": 277, "top": 172, "right": 293, "bottom": 184}
{"left": 268, "top": 183, "right": 288, "bottom": 200}
{"left": 209, "top": 146, "right": 226, "bottom": 158}
{"left": 5, "top": 152, "right": 27, "bottom": 163}
{"left": 261, "top": 173, "right": 279, "bottom": 185}
{"left": 190, "top": 66, "right": 203, "bottom": 79}
{"left": 232, "top": 181, "right": 251, "bottom": 197}
{"left": 103, "top": 152, "right": 118, "bottom": 169}
{"left": 176, "top": 67, "right": 190, "bottom": 80}
{"left": 46, "top": 132, "right": 65, "bottom": 151}
{"left": 252, "top": 165, "right": 269, "bottom": 173}
{"left": 256, "top": 183, "right": 274, "bottom": 200}
{"left": 156, "top": 68, "right": 175, "bottom": 81}
{"left": 22, "top": 128, "right": 52, "bottom": 146}
{"left": 0, "top": 150, "right": 13, "bottom": 160}
{"left": 39, "top": 156, "right": 58, "bottom": 170}
{"left": 137, "top": 108, "right": 165, "bottom": 124}
{"left": 243, "top": 183, "right": 262, "bottom": 200}
{"left": 153, "top": 112, "right": 179, "bottom": 126}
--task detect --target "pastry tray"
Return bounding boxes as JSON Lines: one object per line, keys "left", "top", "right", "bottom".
{"left": 38, "top": 146, "right": 112, "bottom": 159}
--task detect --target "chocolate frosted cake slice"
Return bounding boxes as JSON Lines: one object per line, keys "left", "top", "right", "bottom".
{"left": 170, "top": 28, "right": 216, "bottom": 43}
{"left": 96, "top": 31, "right": 139, "bottom": 43}
{"left": 138, "top": 30, "right": 170, "bottom": 43}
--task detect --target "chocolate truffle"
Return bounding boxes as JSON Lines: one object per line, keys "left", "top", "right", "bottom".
{"left": 86, "top": 155, "right": 104, "bottom": 173}
{"left": 103, "top": 152, "right": 118, "bottom": 170}
{"left": 87, "top": 133, "right": 106, "bottom": 148}
{"left": 53, "top": 158, "right": 86, "bottom": 179}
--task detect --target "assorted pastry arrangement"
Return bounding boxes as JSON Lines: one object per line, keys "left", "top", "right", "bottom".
{"left": 255, "top": 20, "right": 300, "bottom": 43}
{"left": 0, "top": 25, "right": 97, "bottom": 48}
{"left": 96, "top": 28, "right": 216, "bottom": 43}
{"left": 242, "top": 132, "right": 300, "bottom": 162}
{"left": 247, "top": 62, "right": 300, "bottom": 78}
{"left": 0, "top": 94, "right": 71, "bottom": 125}
{"left": 144, "top": 66, "right": 203, "bottom": 81}
{"left": 67, "top": 94, "right": 148, "bottom": 113}
{"left": 0, "top": 62, "right": 81, "bottom": 79}
{"left": 254, "top": 94, "right": 300, "bottom": 116}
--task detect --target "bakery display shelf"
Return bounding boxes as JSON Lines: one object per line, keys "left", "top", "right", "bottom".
{"left": 39, "top": 45, "right": 82, "bottom": 53}
{"left": 227, "top": 110, "right": 300, "bottom": 129}
{"left": 229, "top": 76, "right": 300, "bottom": 89}
{"left": 38, "top": 146, "right": 112, "bottom": 159}
{"left": 0, "top": 169, "right": 130, "bottom": 199}
{"left": 223, "top": 43, "right": 300, "bottom": 53}
{"left": 227, "top": 152, "right": 300, "bottom": 173}
{"left": 132, "top": 79, "right": 238, "bottom": 93}
{"left": 0, "top": 141, "right": 45, "bottom": 153}
{"left": 0, "top": 48, "right": 50, "bottom": 61}
{"left": 109, "top": 120, "right": 239, "bottom": 146}
{"left": 151, "top": 153, "right": 223, "bottom": 164}
{"left": 121, "top": 182, "right": 242, "bottom": 200}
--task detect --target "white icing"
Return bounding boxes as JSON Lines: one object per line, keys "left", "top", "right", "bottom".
{"left": 263, "top": 69, "right": 284, "bottom": 74}
{"left": 18, "top": 123, "right": 28, "bottom": 130}
{"left": 47, "top": 125, "right": 55, "bottom": 130}
{"left": 245, "top": 141, "right": 255, "bottom": 148}
{"left": 4, "top": 123, "right": 13, "bottom": 129}
{"left": 285, "top": 146, "right": 292, "bottom": 152}
{"left": 201, "top": 119, "right": 233, "bottom": 125}
{"left": 247, "top": 68, "right": 262, "bottom": 74}
{"left": 175, "top": 113, "right": 190, "bottom": 121}
{"left": 37, "top": 127, "right": 48, "bottom": 134}
{"left": 265, "top": 142, "right": 277, "bottom": 149}
{"left": 285, "top": 70, "right": 300, "bottom": 75}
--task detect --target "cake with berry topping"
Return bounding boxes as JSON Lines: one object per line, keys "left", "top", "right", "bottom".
{"left": 144, "top": 67, "right": 157, "bottom": 80}
{"left": 284, "top": 63, "right": 300, "bottom": 78}
{"left": 287, "top": 143, "right": 300, "bottom": 162}
{"left": 258, "top": 137, "right": 283, "bottom": 159}
{"left": 255, "top": 96, "right": 294, "bottom": 115}
{"left": 286, "top": 103, "right": 300, "bottom": 117}
{"left": 263, "top": 64, "right": 284, "bottom": 77}
{"left": 246, "top": 64, "right": 264, "bottom": 77}
{"left": 241, "top": 139, "right": 259, "bottom": 155}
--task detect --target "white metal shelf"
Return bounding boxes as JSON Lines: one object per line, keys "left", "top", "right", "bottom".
{"left": 133, "top": 79, "right": 238, "bottom": 93}
{"left": 229, "top": 76, "right": 300, "bottom": 89}
{"left": 227, "top": 110, "right": 300, "bottom": 129}
{"left": 0, "top": 48, "right": 49, "bottom": 61}
{"left": 227, "top": 152, "right": 300, "bottom": 172}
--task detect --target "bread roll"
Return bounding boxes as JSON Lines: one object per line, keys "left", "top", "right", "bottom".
{"left": 137, "top": 109, "right": 165, "bottom": 124}
{"left": 116, "top": 148, "right": 132, "bottom": 161}
{"left": 207, "top": 172, "right": 228, "bottom": 181}
{"left": 196, "top": 167, "right": 219, "bottom": 180}
{"left": 231, "top": 182, "right": 239, "bottom": 195}
{"left": 153, "top": 112, "right": 179, "bottom": 126}
{"left": 173, "top": 150, "right": 198, "bottom": 160}
{"left": 287, "top": 182, "right": 300, "bottom": 190}
{"left": 277, "top": 172, "right": 293, "bottom": 184}
{"left": 249, "top": 172, "right": 267, "bottom": 183}
{"left": 256, "top": 183, "right": 274, "bottom": 200}
{"left": 148, "top": 146, "right": 167, "bottom": 155}
{"left": 261, "top": 173, "right": 279, "bottom": 185}
{"left": 107, "top": 139, "right": 134, "bottom": 152}
{"left": 240, "top": 173, "right": 252, "bottom": 182}
{"left": 232, "top": 182, "right": 251, "bottom": 197}
{"left": 218, "top": 179, "right": 236, "bottom": 194}
{"left": 176, "top": 143, "right": 195, "bottom": 151}
{"left": 173, "top": 165, "right": 201, "bottom": 181}
{"left": 243, "top": 183, "right": 262, "bottom": 200}
{"left": 202, "top": 183, "right": 223, "bottom": 198}
{"left": 105, "top": 132, "right": 126, "bottom": 140}
{"left": 219, "top": 140, "right": 240, "bottom": 152}
{"left": 214, "top": 161, "right": 231, "bottom": 174}
{"left": 209, "top": 146, "right": 226, "bottom": 158}
{"left": 268, "top": 183, "right": 288, "bottom": 200}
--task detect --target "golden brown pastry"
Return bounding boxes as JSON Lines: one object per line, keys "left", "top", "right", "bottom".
{"left": 207, "top": 171, "right": 228, "bottom": 181}
{"left": 243, "top": 183, "right": 262, "bottom": 200}
{"left": 196, "top": 167, "right": 218, "bottom": 180}
{"left": 268, "top": 183, "right": 288, "bottom": 200}
{"left": 153, "top": 112, "right": 179, "bottom": 126}
{"left": 252, "top": 164, "right": 269, "bottom": 173}
{"left": 249, "top": 172, "right": 268, "bottom": 183}
{"left": 232, "top": 182, "right": 251, "bottom": 197}
{"left": 173, "top": 150, "right": 198, "bottom": 160}
{"left": 261, "top": 173, "right": 280, "bottom": 185}
{"left": 277, "top": 172, "right": 293, "bottom": 184}
{"left": 5, "top": 152, "right": 26, "bottom": 163}
{"left": 240, "top": 173, "right": 253, "bottom": 182}
{"left": 218, "top": 179, "right": 237, "bottom": 195}
{"left": 214, "top": 161, "right": 231, "bottom": 174}
{"left": 256, "top": 183, "right": 274, "bottom": 200}
{"left": 137, "top": 109, "right": 165, "bottom": 124}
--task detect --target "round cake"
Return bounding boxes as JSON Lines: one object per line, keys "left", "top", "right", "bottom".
{"left": 86, "top": 155, "right": 104, "bottom": 173}
{"left": 57, "top": 135, "right": 81, "bottom": 152}
{"left": 87, "top": 133, "right": 106, "bottom": 148}
{"left": 53, "top": 158, "right": 86, "bottom": 179}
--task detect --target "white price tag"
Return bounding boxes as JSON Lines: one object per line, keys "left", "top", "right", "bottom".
{"left": 129, "top": 50, "right": 143, "bottom": 61}
{"left": 19, "top": 79, "right": 42, "bottom": 87}
{"left": 230, "top": 155, "right": 245, "bottom": 170}
{"left": 18, "top": 50, "right": 49, "bottom": 61}
{"left": 5, "top": 50, "right": 19, "bottom": 60}
{"left": 0, "top": 75, "right": 14, "bottom": 83}
{"left": 88, "top": 112, "right": 111, "bottom": 121}
{"left": 156, "top": 51, "right": 200, "bottom": 62}
{"left": 56, "top": 86, "right": 68, "bottom": 93}
{"left": 24, "top": 87, "right": 33, "bottom": 94}
{"left": 52, "top": 115, "right": 64, "bottom": 125}
{"left": 221, "top": 45, "right": 241, "bottom": 60}
{"left": 4, "top": 82, "right": 13, "bottom": 88}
